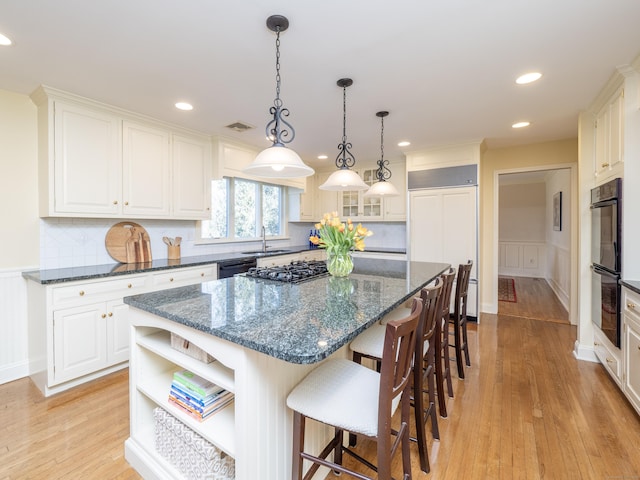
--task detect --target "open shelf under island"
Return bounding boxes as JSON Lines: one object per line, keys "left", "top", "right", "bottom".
{"left": 123, "top": 258, "right": 449, "bottom": 480}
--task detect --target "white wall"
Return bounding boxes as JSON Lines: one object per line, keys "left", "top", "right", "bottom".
{"left": 0, "top": 89, "right": 39, "bottom": 384}
{"left": 546, "top": 169, "right": 572, "bottom": 312}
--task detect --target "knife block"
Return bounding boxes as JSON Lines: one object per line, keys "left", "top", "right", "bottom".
{"left": 167, "top": 245, "right": 181, "bottom": 260}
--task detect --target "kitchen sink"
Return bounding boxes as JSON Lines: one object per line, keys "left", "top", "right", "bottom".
{"left": 241, "top": 249, "right": 291, "bottom": 256}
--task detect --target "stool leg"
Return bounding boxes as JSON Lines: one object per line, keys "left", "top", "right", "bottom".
{"left": 462, "top": 317, "right": 471, "bottom": 367}
{"left": 292, "top": 411, "right": 305, "bottom": 480}
{"left": 434, "top": 320, "right": 448, "bottom": 417}
{"left": 425, "top": 347, "right": 440, "bottom": 440}
{"left": 452, "top": 315, "right": 465, "bottom": 379}
{"left": 413, "top": 358, "right": 429, "bottom": 473}
{"left": 442, "top": 319, "right": 454, "bottom": 398}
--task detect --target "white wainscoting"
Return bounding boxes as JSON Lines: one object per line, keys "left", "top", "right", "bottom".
{"left": 498, "top": 242, "right": 546, "bottom": 278}
{"left": 0, "top": 268, "right": 32, "bottom": 385}
{"left": 546, "top": 244, "right": 570, "bottom": 311}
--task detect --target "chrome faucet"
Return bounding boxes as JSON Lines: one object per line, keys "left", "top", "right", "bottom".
{"left": 261, "top": 226, "right": 267, "bottom": 253}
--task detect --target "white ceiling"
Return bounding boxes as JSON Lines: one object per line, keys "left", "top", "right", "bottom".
{"left": 2, "top": 1, "right": 640, "bottom": 168}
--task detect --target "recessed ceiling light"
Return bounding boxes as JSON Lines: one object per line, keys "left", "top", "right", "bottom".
{"left": 398, "top": 141, "right": 411, "bottom": 147}
{"left": 516, "top": 72, "right": 542, "bottom": 84}
{"left": 317, "top": 155, "right": 328, "bottom": 160}
{"left": 512, "top": 121, "right": 531, "bottom": 129}
{"left": 0, "top": 33, "right": 12, "bottom": 46}
{"left": 175, "top": 102, "right": 193, "bottom": 111}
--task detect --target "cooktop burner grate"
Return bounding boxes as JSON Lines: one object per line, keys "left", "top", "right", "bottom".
{"left": 243, "top": 260, "right": 329, "bottom": 284}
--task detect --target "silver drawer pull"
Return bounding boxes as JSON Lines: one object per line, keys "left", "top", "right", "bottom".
{"left": 594, "top": 342, "right": 600, "bottom": 347}
{"left": 606, "top": 358, "right": 614, "bottom": 364}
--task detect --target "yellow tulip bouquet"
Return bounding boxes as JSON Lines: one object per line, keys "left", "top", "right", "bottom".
{"left": 309, "top": 212, "right": 373, "bottom": 276}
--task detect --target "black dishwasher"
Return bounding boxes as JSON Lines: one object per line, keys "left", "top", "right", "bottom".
{"left": 217, "top": 258, "right": 257, "bottom": 279}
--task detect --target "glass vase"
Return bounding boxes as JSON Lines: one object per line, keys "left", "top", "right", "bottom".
{"left": 326, "top": 250, "right": 354, "bottom": 277}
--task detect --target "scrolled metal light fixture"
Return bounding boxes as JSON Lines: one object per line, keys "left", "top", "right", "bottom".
{"left": 319, "top": 78, "right": 369, "bottom": 191}
{"left": 243, "top": 15, "right": 314, "bottom": 178}
{"left": 364, "top": 111, "right": 399, "bottom": 197}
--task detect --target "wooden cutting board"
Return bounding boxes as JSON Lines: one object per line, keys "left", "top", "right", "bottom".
{"left": 105, "top": 222, "right": 152, "bottom": 263}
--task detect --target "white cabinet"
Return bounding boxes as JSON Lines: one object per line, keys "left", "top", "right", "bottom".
{"left": 172, "top": 134, "right": 212, "bottom": 219}
{"left": 27, "top": 264, "right": 219, "bottom": 397}
{"left": 50, "top": 100, "right": 122, "bottom": 216}
{"left": 212, "top": 136, "right": 306, "bottom": 190}
{"left": 288, "top": 176, "right": 315, "bottom": 222}
{"left": 339, "top": 167, "right": 384, "bottom": 221}
{"left": 593, "top": 324, "right": 622, "bottom": 386}
{"left": 122, "top": 120, "right": 171, "bottom": 217}
{"left": 623, "top": 287, "right": 640, "bottom": 413}
{"left": 594, "top": 85, "right": 624, "bottom": 182}
{"left": 315, "top": 171, "right": 339, "bottom": 218}
{"left": 31, "top": 86, "right": 212, "bottom": 220}
{"left": 382, "top": 161, "right": 407, "bottom": 221}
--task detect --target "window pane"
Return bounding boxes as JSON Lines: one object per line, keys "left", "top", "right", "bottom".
{"left": 262, "top": 184, "right": 282, "bottom": 236}
{"left": 234, "top": 179, "right": 257, "bottom": 238}
{"left": 202, "top": 179, "right": 228, "bottom": 238}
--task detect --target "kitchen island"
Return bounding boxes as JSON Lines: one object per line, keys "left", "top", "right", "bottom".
{"left": 124, "top": 259, "right": 449, "bottom": 480}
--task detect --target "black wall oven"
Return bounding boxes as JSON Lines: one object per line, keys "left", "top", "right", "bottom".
{"left": 590, "top": 178, "right": 622, "bottom": 347}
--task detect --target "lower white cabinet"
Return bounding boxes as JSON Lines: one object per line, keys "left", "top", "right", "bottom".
{"left": 593, "top": 324, "right": 622, "bottom": 386}
{"left": 623, "top": 287, "right": 640, "bottom": 413}
{"left": 27, "top": 264, "right": 218, "bottom": 397}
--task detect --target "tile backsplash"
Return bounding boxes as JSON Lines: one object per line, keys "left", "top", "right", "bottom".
{"left": 39, "top": 218, "right": 406, "bottom": 269}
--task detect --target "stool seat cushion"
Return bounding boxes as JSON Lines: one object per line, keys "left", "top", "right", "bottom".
{"left": 287, "top": 358, "right": 399, "bottom": 437}
{"left": 349, "top": 323, "right": 386, "bottom": 358}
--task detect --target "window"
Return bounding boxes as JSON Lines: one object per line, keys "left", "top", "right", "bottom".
{"left": 200, "top": 178, "right": 285, "bottom": 241}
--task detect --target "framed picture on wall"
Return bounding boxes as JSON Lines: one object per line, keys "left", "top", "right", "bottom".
{"left": 553, "top": 191, "right": 562, "bottom": 231}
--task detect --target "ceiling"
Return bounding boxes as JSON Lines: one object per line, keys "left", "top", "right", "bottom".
{"left": 2, "top": 1, "right": 640, "bottom": 168}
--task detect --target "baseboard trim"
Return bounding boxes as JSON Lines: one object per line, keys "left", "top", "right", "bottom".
{"left": 0, "top": 360, "right": 30, "bottom": 386}
{"left": 573, "top": 340, "right": 598, "bottom": 363}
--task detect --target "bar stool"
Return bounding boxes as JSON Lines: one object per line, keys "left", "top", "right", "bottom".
{"left": 435, "top": 268, "right": 456, "bottom": 417}
{"left": 349, "top": 282, "right": 443, "bottom": 474}
{"left": 286, "top": 298, "right": 422, "bottom": 480}
{"left": 449, "top": 260, "right": 473, "bottom": 379}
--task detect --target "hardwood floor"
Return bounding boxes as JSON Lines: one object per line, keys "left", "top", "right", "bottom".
{"left": 2, "top": 293, "right": 639, "bottom": 479}
{"left": 498, "top": 276, "right": 569, "bottom": 324}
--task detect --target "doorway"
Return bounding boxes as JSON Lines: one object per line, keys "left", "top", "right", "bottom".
{"left": 496, "top": 168, "right": 572, "bottom": 324}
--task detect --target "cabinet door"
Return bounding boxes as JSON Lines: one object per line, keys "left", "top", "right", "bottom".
{"left": 53, "top": 303, "right": 107, "bottom": 384}
{"left": 383, "top": 161, "right": 407, "bottom": 221}
{"left": 172, "top": 134, "right": 212, "bottom": 219}
{"left": 338, "top": 168, "right": 384, "bottom": 221}
{"left": 53, "top": 102, "right": 121, "bottom": 215}
{"left": 122, "top": 121, "right": 171, "bottom": 217}
{"left": 106, "top": 300, "right": 130, "bottom": 365}
{"left": 316, "top": 172, "right": 339, "bottom": 218}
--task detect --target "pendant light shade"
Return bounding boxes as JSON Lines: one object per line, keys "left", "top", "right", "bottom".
{"left": 243, "top": 15, "right": 314, "bottom": 178}
{"left": 363, "top": 111, "right": 399, "bottom": 197}
{"left": 319, "top": 78, "right": 369, "bottom": 191}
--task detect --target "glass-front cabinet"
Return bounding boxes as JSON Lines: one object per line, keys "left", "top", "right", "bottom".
{"left": 340, "top": 168, "right": 383, "bottom": 221}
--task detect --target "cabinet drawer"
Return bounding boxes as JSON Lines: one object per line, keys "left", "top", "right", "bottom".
{"left": 52, "top": 275, "right": 147, "bottom": 306}
{"left": 593, "top": 327, "right": 621, "bottom": 384}
{"left": 151, "top": 266, "right": 216, "bottom": 288}
{"left": 624, "top": 288, "right": 640, "bottom": 323}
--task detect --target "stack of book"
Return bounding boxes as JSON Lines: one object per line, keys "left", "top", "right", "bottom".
{"left": 168, "top": 370, "right": 233, "bottom": 422}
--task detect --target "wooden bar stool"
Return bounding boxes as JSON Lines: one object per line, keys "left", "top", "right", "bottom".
{"left": 287, "top": 298, "right": 422, "bottom": 480}
{"left": 435, "top": 268, "right": 456, "bottom": 417}
{"left": 449, "top": 260, "right": 473, "bottom": 379}
{"left": 349, "top": 283, "right": 443, "bottom": 474}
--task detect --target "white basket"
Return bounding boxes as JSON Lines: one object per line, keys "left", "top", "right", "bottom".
{"left": 154, "top": 407, "right": 235, "bottom": 480}
{"left": 170, "top": 333, "right": 214, "bottom": 364}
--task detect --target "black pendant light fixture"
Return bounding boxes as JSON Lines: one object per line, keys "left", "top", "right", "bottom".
{"left": 364, "top": 111, "right": 399, "bottom": 197}
{"left": 243, "top": 15, "right": 314, "bottom": 178}
{"left": 319, "top": 78, "right": 369, "bottom": 191}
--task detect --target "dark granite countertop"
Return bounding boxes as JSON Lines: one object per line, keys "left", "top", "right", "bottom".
{"left": 124, "top": 258, "right": 448, "bottom": 364}
{"left": 621, "top": 279, "right": 640, "bottom": 295}
{"left": 22, "top": 245, "right": 406, "bottom": 285}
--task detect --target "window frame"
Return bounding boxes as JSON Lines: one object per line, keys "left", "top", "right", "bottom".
{"left": 196, "top": 177, "right": 289, "bottom": 244}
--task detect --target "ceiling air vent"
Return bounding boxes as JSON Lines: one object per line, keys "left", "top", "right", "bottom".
{"left": 225, "top": 121, "right": 254, "bottom": 133}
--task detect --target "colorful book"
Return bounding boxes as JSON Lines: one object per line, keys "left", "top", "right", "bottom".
{"left": 172, "top": 370, "right": 224, "bottom": 398}
{"left": 170, "top": 384, "right": 230, "bottom": 410}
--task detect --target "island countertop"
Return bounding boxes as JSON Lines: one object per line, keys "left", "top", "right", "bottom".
{"left": 123, "top": 259, "right": 449, "bottom": 364}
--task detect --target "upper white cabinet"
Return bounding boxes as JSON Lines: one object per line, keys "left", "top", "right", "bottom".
{"left": 172, "top": 133, "right": 212, "bottom": 219}
{"left": 340, "top": 167, "right": 384, "bottom": 221}
{"left": 122, "top": 120, "right": 171, "bottom": 217}
{"left": 382, "top": 161, "right": 406, "bottom": 222}
{"left": 288, "top": 176, "right": 315, "bottom": 222}
{"left": 31, "top": 86, "right": 212, "bottom": 220}
{"left": 212, "top": 136, "right": 306, "bottom": 190}
{"left": 594, "top": 85, "right": 624, "bottom": 182}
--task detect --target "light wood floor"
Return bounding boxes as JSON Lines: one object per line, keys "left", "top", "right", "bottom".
{"left": 498, "top": 276, "right": 569, "bottom": 324}
{"left": 2, "top": 289, "right": 639, "bottom": 479}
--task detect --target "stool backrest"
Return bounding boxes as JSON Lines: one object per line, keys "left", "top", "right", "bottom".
{"left": 454, "top": 260, "right": 473, "bottom": 319}
{"left": 418, "top": 279, "right": 443, "bottom": 351}
{"left": 379, "top": 297, "right": 422, "bottom": 422}
{"left": 440, "top": 268, "right": 456, "bottom": 320}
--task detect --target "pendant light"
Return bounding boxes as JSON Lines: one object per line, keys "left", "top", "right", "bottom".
{"left": 319, "top": 78, "right": 369, "bottom": 191}
{"left": 364, "top": 111, "right": 399, "bottom": 197}
{"left": 243, "top": 15, "right": 314, "bottom": 178}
